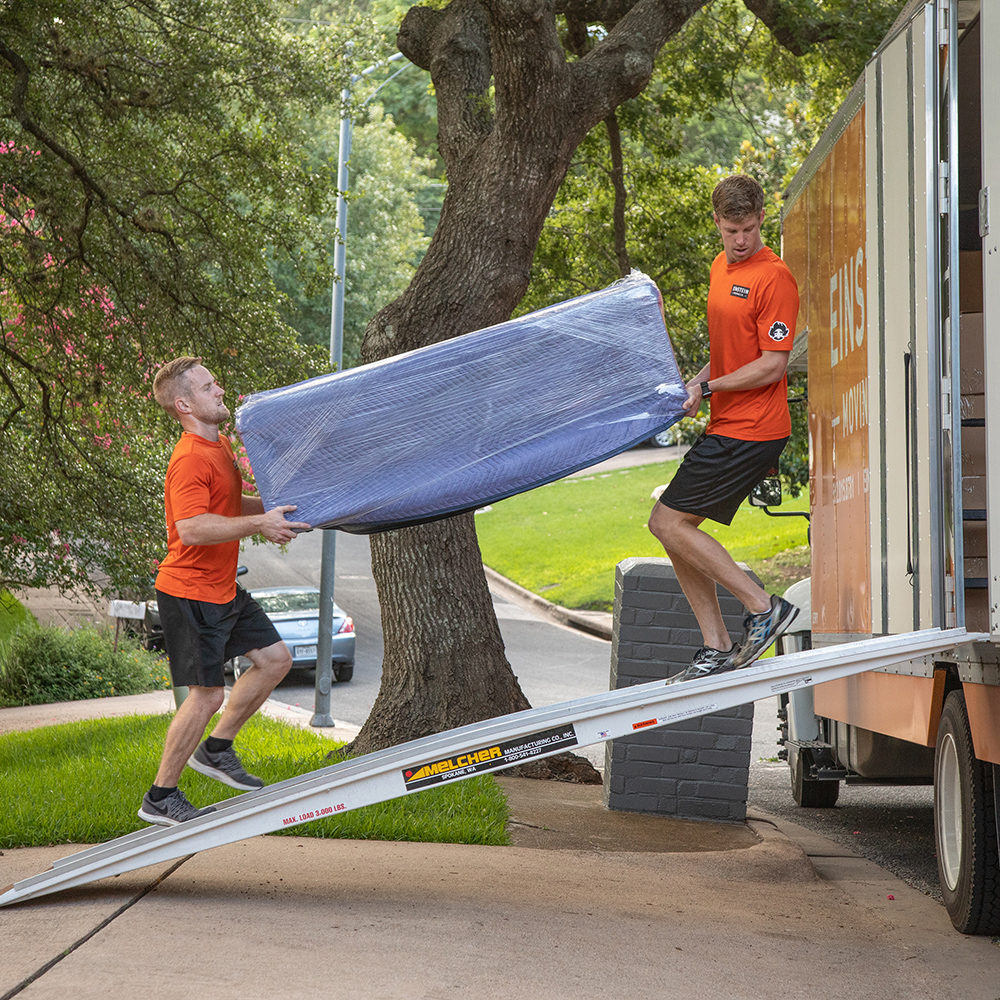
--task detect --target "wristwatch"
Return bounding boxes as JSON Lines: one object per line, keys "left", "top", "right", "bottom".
{"left": 700, "top": 380, "right": 712, "bottom": 399}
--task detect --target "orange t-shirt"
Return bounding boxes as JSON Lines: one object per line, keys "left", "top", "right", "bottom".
{"left": 154, "top": 432, "right": 242, "bottom": 604}
{"left": 705, "top": 245, "right": 799, "bottom": 441}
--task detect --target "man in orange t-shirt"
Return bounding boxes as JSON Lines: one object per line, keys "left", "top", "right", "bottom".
{"left": 138, "top": 357, "right": 311, "bottom": 826}
{"left": 649, "top": 174, "right": 800, "bottom": 681}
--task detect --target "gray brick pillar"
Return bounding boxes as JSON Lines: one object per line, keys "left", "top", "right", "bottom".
{"left": 603, "top": 556, "right": 755, "bottom": 823}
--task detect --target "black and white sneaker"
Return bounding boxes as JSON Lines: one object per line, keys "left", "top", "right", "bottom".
{"left": 188, "top": 742, "right": 264, "bottom": 791}
{"left": 671, "top": 644, "right": 738, "bottom": 683}
{"left": 137, "top": 788, "right": 216, "bottom": 827}
{"left": 732, "top": 595, "right": 800, "bottom": 667}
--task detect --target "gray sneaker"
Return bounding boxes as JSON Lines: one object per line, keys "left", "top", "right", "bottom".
{"left": 732, "top": 594, "right": 800, "bottom": 667}
{"left": 670, "top": 644, "right": 738, "bottom": 683}
{"left": 188, "top": 742, "right": 264, "bottom": 791}
{"left": 137, "top": 788, "right": 216, "bottom": 827}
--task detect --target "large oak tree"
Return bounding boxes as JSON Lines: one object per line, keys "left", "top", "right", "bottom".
{"left": 350, "top": 0, "right": 903, "bottom": 757}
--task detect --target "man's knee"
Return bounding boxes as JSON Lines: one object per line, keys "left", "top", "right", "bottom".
{"left": 650, "top": 502, "right": 705, "bottom": 556}
{"left": 649, "top": 501, "right": 677, "bottom": 544}
{"left": 187, "top": 685, "right": 226, "bottom": 714}
{"left": 248, "top": 641, "right": 292, "bottom": 680}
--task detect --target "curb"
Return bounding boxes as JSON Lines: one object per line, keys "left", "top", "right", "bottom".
{"left": 256, "top": 696, "right": 362, "bottom": 743}
{"left": 483, "top": 566, "right": 613, "bottom": 640}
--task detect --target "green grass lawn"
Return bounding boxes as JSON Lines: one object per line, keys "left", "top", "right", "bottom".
{"left": 475, "top": 458, "right": 810, "bottom": 611}
{"left": 0, "top": 713, "right": 510, "bottom": 849}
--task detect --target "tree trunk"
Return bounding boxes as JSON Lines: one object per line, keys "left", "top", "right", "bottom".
{"left": 359, "top": 514, "right": 530, "bottom": 746}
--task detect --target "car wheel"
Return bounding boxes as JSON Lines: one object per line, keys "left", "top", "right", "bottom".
{"left": 334, "top": 661, "right": 354, "bottom": 683}
{"left": 790, "top": 747, "right": 839, "bottom": 808}
{"left": 934, "top": 690, "right": 1000, "bottom": 934}
{"left": 648, "top": 429, "right": 674, "bottom": 448}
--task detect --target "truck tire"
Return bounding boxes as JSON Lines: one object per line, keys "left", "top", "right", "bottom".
{"left": 933, "top": 690, "right": 1000, "bottom": 934}
{"left": 790, "top": 747, "right": 839, "bottom": 808}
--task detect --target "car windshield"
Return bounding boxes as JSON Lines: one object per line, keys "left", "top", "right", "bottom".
{"left": 256, "top": 593, "right": 320, "bottom": 614}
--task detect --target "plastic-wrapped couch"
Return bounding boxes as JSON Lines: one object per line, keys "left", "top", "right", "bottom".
{"left": 235, "top": 270, "right": 688, "bottom": 533}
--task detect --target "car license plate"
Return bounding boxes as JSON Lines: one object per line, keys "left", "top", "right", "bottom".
{"left": 295, "top": 644, "right": 317, "bottom": 659}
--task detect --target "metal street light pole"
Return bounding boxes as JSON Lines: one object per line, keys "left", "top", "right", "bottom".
{"left": 312, "top": 53, "right": 407, "bottom": 727}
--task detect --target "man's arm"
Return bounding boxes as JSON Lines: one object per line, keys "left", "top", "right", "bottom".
{"left": 701, "top": 349, "right": 789, "bottom": 394}
{"left": 241, "top": 494, "right": 265, "bottom": 516}
{"left": 176, "top": 504, "right": 310, "bottom": 546}
{"left": 682, "top": 350, "right": 789, "bottom": 416}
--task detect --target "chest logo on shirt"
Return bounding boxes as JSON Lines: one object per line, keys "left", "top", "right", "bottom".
{"left": 768, "top": 321, "right": 791, "bottom": 342}
{"left": 730, "top": 284, "right": 750, "bottom": 299}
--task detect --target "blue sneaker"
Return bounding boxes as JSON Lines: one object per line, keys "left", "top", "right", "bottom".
{"left": 671, "top": 644, "right": 738, "bottom": 683}
{"left": 732, "top": 595, "right": 799, "bottom": 667}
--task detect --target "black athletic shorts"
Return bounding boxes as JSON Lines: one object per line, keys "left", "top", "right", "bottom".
{"left": 155, "top": 586, "right": 281, "bottom": 688}
{"left": 658, "top": 433, "right": 788, "bottom": 526}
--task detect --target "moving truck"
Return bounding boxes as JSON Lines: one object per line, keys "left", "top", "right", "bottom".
{"left": 777, "top": 0, "right": 1000, "bottom": 934}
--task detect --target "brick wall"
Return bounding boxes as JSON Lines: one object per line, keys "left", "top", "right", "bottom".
{"left": 602, "top": 556, "right": 755, "bottom": 823}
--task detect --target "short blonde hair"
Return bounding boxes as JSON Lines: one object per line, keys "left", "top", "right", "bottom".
{"left": 153, "top": 356, "right": 202, "bottom": 419}
{"left": 712, "top": 174, "right": 765, "bottom": 221}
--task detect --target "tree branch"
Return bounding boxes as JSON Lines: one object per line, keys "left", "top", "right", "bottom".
{"left": 0, "top": 40, "right": 114, "bottom": 207}
{"left": 568, "top": 0, "right": 710, "bottom": 130}
{"left": 740, "top": 0, "right": 837, "bottom": 55}
{"left": 0, "top": 39, "right": 183, "bottom": 253}
{"left": 604, "top": 111, "right": 630, "bottom": 277}
{"left": 0, "top": 332, "right": 26, "bottom": 438}
{"left": 398, "top": 0, "right": 493, "bottom": 172}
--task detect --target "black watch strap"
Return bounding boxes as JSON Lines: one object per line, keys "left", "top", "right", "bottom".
{"left": 700, "top": 380, "right": 712, "bottom": 399}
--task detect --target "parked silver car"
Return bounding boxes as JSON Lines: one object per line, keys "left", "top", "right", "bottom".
{"left": 233, "top": 586, "right": 356, "bottom": 682}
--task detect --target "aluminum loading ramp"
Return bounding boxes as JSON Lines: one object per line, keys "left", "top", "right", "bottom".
{"left": 1, "top": 627, "right": 982, "bottom": 907}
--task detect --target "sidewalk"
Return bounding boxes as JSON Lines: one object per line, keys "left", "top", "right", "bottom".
{"left": 4, "top": 692, "right": 1000, "bottom": 999}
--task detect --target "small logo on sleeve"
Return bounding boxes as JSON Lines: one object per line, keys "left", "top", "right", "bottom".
{"left": 730, "top": 284, "right": 750, "bottom": 299}
{"left": 768, "top": 321, "right": 791, "bottom": 342}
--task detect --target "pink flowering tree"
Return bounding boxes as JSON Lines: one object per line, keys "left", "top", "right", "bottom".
{"left": 0, "top": 2, "right": 377, "bottom": 598}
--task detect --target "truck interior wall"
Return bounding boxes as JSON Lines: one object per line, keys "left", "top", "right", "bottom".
{"left": 980, "top": 1, "right": 1000, "bottom": 640}
{"left": 957, "top": 14, "right": 987, "bottom": 632}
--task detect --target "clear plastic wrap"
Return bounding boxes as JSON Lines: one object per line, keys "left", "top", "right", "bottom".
{"left": 235, "top": 270, "right": 688, "bottom": 532}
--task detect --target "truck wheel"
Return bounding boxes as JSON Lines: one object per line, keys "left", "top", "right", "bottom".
{"left": 934, "top": 690, "right": 1000, "bottom": 934}
{"left": 790, "top": 748, "right": 839, "bottom": 808}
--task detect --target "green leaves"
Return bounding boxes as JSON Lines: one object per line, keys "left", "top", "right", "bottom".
{"left": 0, "top": 0, "right": 381, "bottom": 596}
{"left": 0, "top": 621, "right": 170, "bottom": 706}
